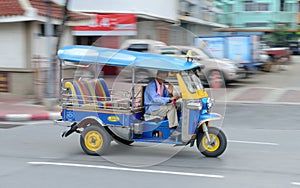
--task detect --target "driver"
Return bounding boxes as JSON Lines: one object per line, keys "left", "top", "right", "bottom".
{"left": 144, "top": 70, "right": 181, "bottom": 136}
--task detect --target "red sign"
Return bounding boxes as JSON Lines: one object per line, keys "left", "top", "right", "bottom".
{"left": 73, "top": 14, "right": 137, "bottom": 36}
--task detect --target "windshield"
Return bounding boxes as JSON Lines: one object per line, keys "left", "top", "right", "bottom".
{"left": 181, "top": 47, "right": 213, "bottom": 59}
{"left": 181, "top": 70, "right": 204, "bottom": 93}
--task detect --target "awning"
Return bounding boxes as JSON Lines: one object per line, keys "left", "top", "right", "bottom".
{"left": 72, "top": 13, "right": 137, "bottom": 36}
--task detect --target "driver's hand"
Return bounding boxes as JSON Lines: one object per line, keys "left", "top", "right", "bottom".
{"left": 170, "top": 96, "right": 180, "bottom": 101}
{"left": 167, "top": 83, "right": 174, "bottom": 94}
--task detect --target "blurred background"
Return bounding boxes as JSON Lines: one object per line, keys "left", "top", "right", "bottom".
{"left": 1, "top": 2, "right": 300, "bottom": 186}
{"left": 0, "top": 0, "right": 299, "bottom": 101}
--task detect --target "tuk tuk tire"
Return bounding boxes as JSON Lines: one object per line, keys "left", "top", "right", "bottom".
{"left": 80, "top": 125, "right": 111, "bottom": 156}
{"left": 196, "top": 127, "right": 227, "bottom": 157}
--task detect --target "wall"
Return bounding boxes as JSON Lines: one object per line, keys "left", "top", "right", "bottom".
{"left": 0, "top": 22, "right": 26, "bottom": 69}
{"left": 0, "top": 22, "right": 74, "bottom": 98}
{"left": 215, "top": 0, "right": 298, "bottom": 30}
{"left": 10, "top": 72, "right": 35, "bottom": 97}
{"left": 136, "top": 21, "right": 160, "bottom": 40}
{"left": 67, "top": 0, "right": 178, "bottom": 22}
{"left": 31, "top": 22, "right": 74, "bottom": 65}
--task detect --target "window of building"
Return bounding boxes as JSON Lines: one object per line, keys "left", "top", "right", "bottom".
{"left": 76, "top": 36, "right": 99, "bottom": 45}
{"left": 280, "top": 0, "right": 284, "bottom": 11}
{"left": 244, "top": 1, "right": 269, "bottom": 11}
{"left": 39, "top": 24, "right": 60, "bottom": 37}
{"left": 179, "top": 0, "right": 196, "bottom": 16}
{"left": 284, "top": 3, "right": 293, "bottom": 12}
{"left": 257, "top": 3, "right": 269, "bottom": 11}
{"left": 245, "top": 23, "right": 268, "bottom": 27}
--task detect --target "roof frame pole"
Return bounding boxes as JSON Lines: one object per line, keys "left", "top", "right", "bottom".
{"left": 131, "top": 67, "right": 135, "bottom": 111}
{"left": 55, "top": 0, "right": 70, "bottom": 53}
{"left": 59, "top": 59, "right": 63, "bottom": 105}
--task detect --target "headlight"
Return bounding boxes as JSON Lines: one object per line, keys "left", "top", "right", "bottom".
{"left": 187, "top": 102, "right": 202, "bottom": 110}
{"left": 207, "top": 97, "right": 214, "bottom": 109}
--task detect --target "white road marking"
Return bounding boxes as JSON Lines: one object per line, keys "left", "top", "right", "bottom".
{"left": 28, "top": 161, "right": 224, "bottom": 179}
{"left": 291, "top": 182, "right": 300, "bottom": 186}
{"left": 228, "top": 140, "right": 279, "bottom": 146}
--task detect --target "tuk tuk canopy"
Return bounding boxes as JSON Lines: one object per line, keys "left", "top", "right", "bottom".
{"left": 58, "top": 45, "right": 201, "bottom": 71}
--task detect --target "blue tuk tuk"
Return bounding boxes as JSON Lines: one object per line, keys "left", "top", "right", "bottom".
{"left": 57, "top": 45, "right": 227, "bottom": 157}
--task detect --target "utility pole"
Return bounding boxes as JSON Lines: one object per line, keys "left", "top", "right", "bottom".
{"left": 56, "top": 0, "right": 70, "bottom": 104}
{"left": 56, "top": 0, "right": 70, "bottom": 53}
{"left": 44, "top": 0, "right": 55, "bottom": 107}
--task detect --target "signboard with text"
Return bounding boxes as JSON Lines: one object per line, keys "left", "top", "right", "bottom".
{"left": 226, "top": 36, "right": 251, "bottom": 64}
{"left": 195, "top": 35, "right": 260, "bottom": 65}
{"left": 73, "top": 14, "right": 137, "bottom": 36}
{"left": 195, "top": 37, "right": 225, "bottom": 59}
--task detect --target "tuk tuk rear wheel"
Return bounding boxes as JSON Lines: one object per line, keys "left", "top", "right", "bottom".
{"left": 196, "top": 127, "right": 227, "bottom": 157}
{"left": 80, "top": 125, "right": 111, "bottom": 156}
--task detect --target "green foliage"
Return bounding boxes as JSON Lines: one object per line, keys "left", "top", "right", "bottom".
{"left": 263, "top": 21, "right": 291, "bottom": 42}
{"left": 270, "top": 24, "right": 289, "bottom": 42}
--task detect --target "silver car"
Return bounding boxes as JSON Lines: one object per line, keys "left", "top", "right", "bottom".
{"left": 159, "top": 45, "right": 246, "bottom": 87}
{"left": 119, "top": 39, "right": 167, "bottom": 82}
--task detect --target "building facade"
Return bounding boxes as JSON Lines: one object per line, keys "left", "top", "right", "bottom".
{"left": 65, "top": 0, "right": 227, "bottom": 46}
{"left": 1, "top": 0, "right": 226, "bottom": 98}
{"left": 214, "top": 0, "right": 298, "bottom": 32}
{"left": 0, "top": 0, "right": 91, "bottom": 98}
{"left": 174, "top": 0, "right": 227, "bottom": 45}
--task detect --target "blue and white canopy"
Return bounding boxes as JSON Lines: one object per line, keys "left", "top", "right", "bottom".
{"left": 58, "top": 45, "right": 201, "bottom": 71}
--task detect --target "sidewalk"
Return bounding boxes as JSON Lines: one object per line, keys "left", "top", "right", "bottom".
{"left": 210, "top": 56, "right": 300, "bottom": 105}
{"left": 0, "top": 98, "right": 60, "bottom": 122}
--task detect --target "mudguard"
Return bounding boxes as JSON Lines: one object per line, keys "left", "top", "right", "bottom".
{"left": 198, "top": 113, "right": 222, "bottom": 127}
{"left": 61, "top": 117, "right": 105, "bottom": 138}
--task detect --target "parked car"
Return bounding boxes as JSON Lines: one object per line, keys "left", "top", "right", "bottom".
{"left": 287, "top": 40, "right": 300, "bottom": 55}
{"left": 120, "top": 39, "right": 167, "bottom": 53}
{"left": 119, "top": 39, "right": 168, "bottom": 81}
{"left": 159, "top": 45, "right": 246, "bottom": 87}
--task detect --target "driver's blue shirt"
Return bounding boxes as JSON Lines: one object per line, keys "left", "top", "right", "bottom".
{"left": 144, "top": 80, "right": 171, "bottom": 114}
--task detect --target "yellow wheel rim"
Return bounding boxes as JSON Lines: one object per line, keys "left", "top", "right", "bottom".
{"left": 201, "top": 134, "right": 220, "bottom": 152}
{"left": 84, "top": 130, "right": 103, "bottom": 151}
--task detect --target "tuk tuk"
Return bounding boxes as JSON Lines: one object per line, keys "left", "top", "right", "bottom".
{"left": 57, "top": 45, "right": 227, "bottom": 157}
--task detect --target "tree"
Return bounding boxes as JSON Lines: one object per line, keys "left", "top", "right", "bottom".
{"left": 56, "top": 0, "right": 70, "bottom": 53}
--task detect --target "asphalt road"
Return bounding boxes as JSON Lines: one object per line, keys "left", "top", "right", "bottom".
{"left": 1, "top": 103, "right": 300, "bottom": 188}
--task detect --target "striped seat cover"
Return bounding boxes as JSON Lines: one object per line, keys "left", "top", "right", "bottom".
{"left": 64, "top": 78, "right": 129, "bottom": 109}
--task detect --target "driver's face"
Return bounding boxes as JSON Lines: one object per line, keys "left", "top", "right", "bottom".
{"left": 157, "top": 72, "right": 168, "bottom": 83}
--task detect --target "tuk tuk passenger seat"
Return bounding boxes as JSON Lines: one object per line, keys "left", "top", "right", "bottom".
{"left": 64, "top": 78, "right": 130, "bottom": 109}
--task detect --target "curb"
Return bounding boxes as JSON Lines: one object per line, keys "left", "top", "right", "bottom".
{"left": 0, "top": 112, "right": 61, "bottom": 122}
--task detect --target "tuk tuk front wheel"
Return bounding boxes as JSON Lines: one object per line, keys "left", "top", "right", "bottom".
{"left": 80, "top": 125, "right": 111, "bottom": 156}
{"left": 196, "top": 127, "right": 227, "bottom": 157}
